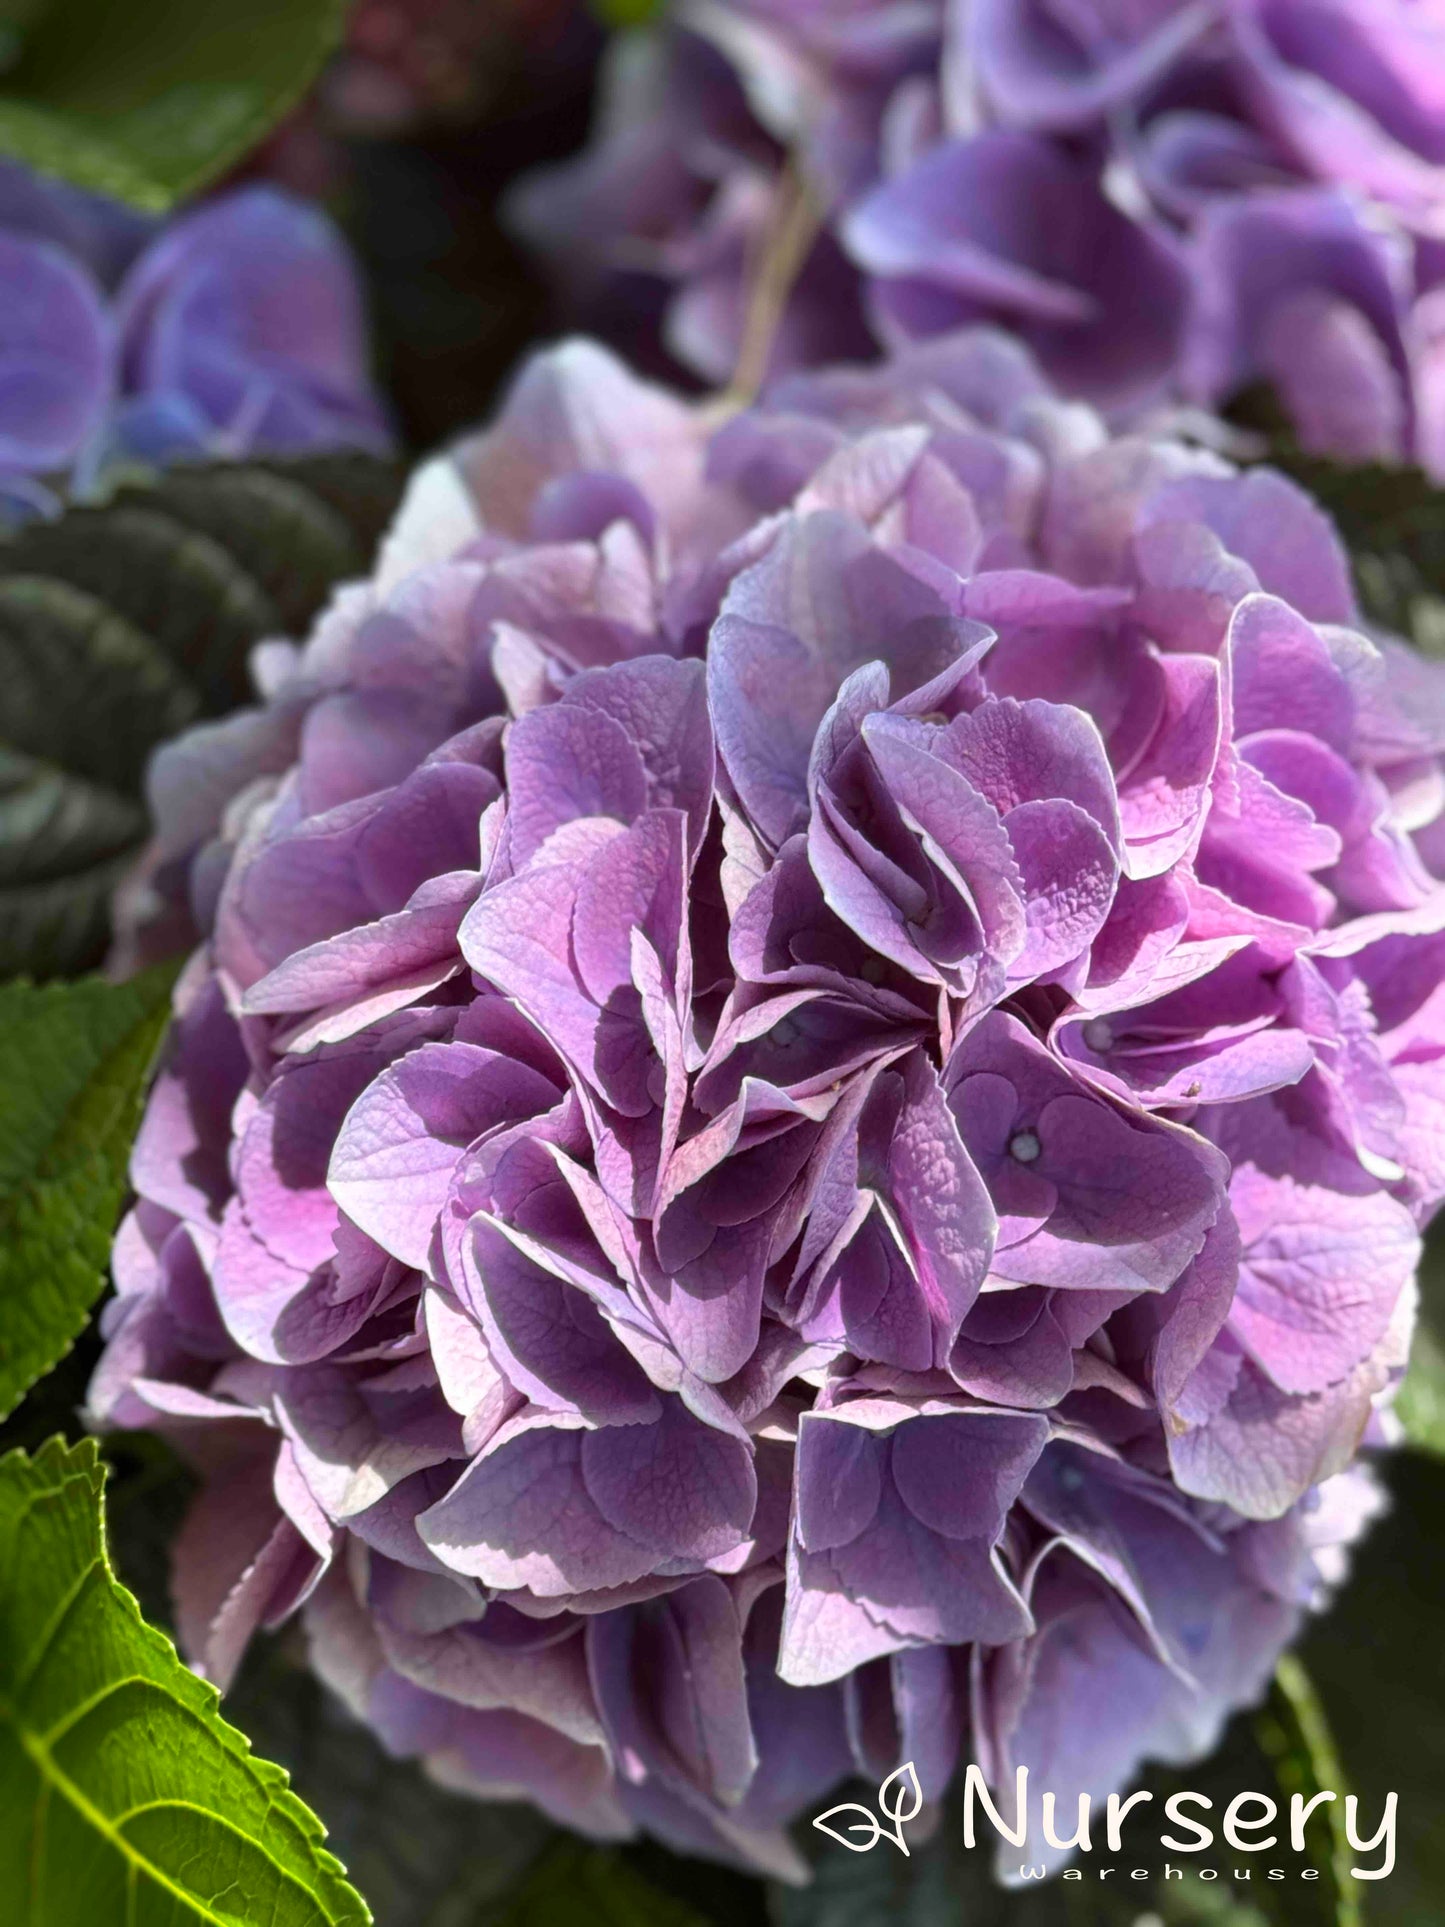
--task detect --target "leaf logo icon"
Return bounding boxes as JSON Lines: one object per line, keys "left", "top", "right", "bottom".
{"left": 878, "top": 1761, "right": 923, "bottom": 1842}
{"left": 813, "top": 1762, "right": 922, "bottom": 1855}
{"left": 812, "top": 1803, "right": 883, "bottom": 1853}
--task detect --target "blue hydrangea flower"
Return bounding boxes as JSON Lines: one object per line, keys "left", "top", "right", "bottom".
{"left": 0, "top": 163, "right": 387, "bottom": 515}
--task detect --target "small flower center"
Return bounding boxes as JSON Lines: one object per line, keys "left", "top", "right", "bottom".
{"left": 1082, "top": 1018, "right": 1115, "bottom": 1053}
{"left": 1008, "top": 1129, "right": 1041, "bottom": 1164}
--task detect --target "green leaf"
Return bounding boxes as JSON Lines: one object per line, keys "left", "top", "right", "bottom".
{"left": 0, "top": 453, "right": 403, "bottom": 979}
{"left": 141, "top": 469, "right": 370, "bottom": 643}
{"left": 250, "top": 454, "right": 412, "bottom": 560}
{"left": 1398, "top": 1229, "right": 1445, "bottom": 1457}
{"left": 1296, "top": 1447, "right": 1445, "bottom": 1924}
{"left": 589, "top": 0, "right": 667, "bottom": 30}
{"left": 1285, "top": 456, "right": 1445, "bottom": 651}
{"left": 0, "top": 968, "right": 175, "bottom": 1421}
{"left": 0, "top": 576, "right": 199, "bottom": 792}
{"left": 8, "top": 505, "right": 280, "bottom": 712}
{"left": 1237, "top": 420, "right": 1445, "bottom": 651}
{"left": 1397, "top": 1321, "right": 1445, "bottom": 1455}
{"left": 0, "top": 0, "right": 347, "bottom": 210}
{"left": 0, "top": 1434, "right": 371, "bottom": 1923}
{"left": 0, "top": 751, "right": 145, "bottom": 890}
{"left": 1256, "top": 1657, "right": 1360, "bottom": 1927}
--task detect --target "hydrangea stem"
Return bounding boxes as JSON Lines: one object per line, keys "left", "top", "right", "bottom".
{"left": 1259, "top": 1653, "right": 1361, "bottom": 1927}
{"left": 723, "top": 159, "right": 821, "bottom": 410}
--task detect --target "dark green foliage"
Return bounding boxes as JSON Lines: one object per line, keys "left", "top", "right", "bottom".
{"left": 0, "top": 454, "right": 402, "bottom": 979}
{"left": 1265, "top": 449, "right": 1445, "bottom": 655}
{"left": 1230, "top": 390, "right": 1445, "bottom": 652}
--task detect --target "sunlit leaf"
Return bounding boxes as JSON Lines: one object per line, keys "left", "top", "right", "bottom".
{"left": 0, "top": 1435, "right": 371, "bottom": 1923}
{"left": 0, "top": 0, "right": 346, "bottom": 209}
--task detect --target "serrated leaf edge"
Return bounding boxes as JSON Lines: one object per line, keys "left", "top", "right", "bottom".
{"left": 0, "top": 1436, "right": 372, "bottom": 1925}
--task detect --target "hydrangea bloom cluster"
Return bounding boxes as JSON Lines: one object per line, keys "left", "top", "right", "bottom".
{"left": 510, "top": 0, "right": 1445, "bottom": 472}
{"left": 0, "top": 162, "right": 387, "bottom": 519}
{"left": 94, "top": 329, "right": 1441, "bottom": 1875}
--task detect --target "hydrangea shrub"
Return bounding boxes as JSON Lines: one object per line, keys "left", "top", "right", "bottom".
{"left": 510, "top": 0, "right": 1445, "bottom": 472}
{"left": 93, "top": 330, "right": 1442, "bottom": 1876}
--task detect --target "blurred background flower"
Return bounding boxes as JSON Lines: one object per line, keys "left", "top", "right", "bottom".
{"left": 0, "top": 161, "right": 389, "bottom": 519}
{"left": 510, "top": 0, "right": 1445, "bottom": 471}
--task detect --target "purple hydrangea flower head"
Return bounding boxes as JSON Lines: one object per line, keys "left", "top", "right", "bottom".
{"left": 94, "top": 329, "right": 1441, "bottom": 1875}
{"left": 0, "top": 164, "right": 387, "bottom": 513}
{"left": 510, "top": 0, "right": 1445, "bottom": 469}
